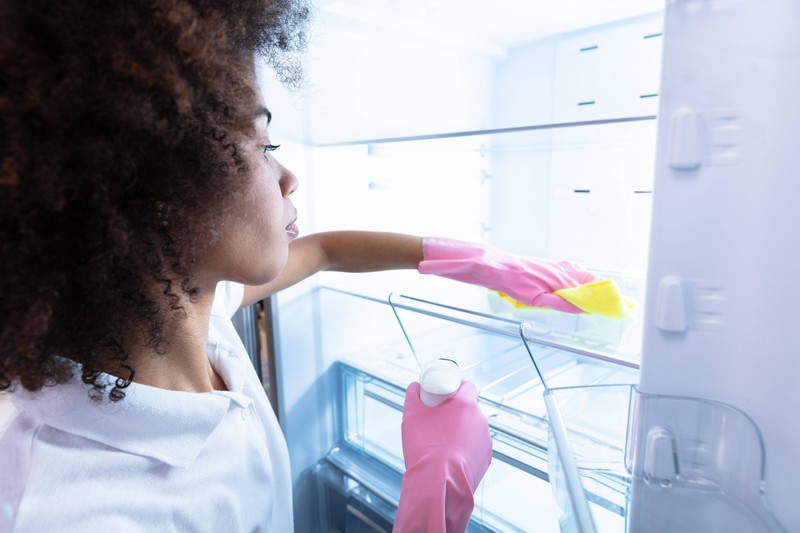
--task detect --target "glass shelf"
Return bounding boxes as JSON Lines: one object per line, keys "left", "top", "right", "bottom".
{"left": 321, "top": 286, "right": 641, "bottom": 368}
{"left": 313, "top": 115, "right": 656, "bottom": 148}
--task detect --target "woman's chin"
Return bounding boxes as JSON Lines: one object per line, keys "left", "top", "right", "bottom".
{"left": 244, "top": 260, "right": 289, "bottom": 287}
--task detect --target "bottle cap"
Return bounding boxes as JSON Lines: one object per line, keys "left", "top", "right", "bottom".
{"left": 419, "top": 358, "right": 461, "bottom": 407}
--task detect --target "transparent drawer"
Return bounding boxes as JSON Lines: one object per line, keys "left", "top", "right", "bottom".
{"left": 486, "top": 273, "right": 645, "bottom": 359}
{"left": 338, "top": 363, "right": 627, "bottom": 532}
{"left": 341, "top": 367, "right": 405, "bottom": 472}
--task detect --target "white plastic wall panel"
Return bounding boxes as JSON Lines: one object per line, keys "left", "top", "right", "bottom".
{"left": 302, "top": 24, "right": 494, "bottom": 144}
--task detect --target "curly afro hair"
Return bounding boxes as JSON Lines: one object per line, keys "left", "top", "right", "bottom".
{"left": 0, "top": 0, "right": 311, "bottom": 400}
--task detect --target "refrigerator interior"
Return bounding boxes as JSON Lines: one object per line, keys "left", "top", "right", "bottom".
{"left": 260, "top": 2, "right": 666, "bottom": 531}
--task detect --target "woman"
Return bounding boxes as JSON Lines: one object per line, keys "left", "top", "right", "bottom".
{"left": 0, "top": 1, "right": 596, "bottom": 531}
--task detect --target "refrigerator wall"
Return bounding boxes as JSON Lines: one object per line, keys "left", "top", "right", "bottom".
{"left": 259, "top": 3, "right": 665, "bottom": 530}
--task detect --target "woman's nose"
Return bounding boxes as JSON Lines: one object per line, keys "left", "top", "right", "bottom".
{"left": 279, "top": 165, "right": 298, "bottom": 197}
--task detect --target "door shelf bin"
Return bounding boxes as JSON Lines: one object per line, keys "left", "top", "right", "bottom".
{"left": 543, "top": 384, "right": 787, "bottom": 533}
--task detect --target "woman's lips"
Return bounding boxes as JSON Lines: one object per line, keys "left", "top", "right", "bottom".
{"left": 286, "top": 221, "right": 299, "bottom": 238}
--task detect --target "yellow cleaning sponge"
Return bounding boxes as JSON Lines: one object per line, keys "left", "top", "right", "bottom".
{"left": 496, "top": 279, "right": 637, "bottom": 319}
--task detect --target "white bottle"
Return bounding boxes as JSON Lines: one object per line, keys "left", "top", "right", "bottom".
{"left": 419, "top": 358, "right": 461, "bottom": 407}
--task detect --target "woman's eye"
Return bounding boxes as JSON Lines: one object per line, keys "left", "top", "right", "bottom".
{"left": 261, "top": 144, "right": 281, "bottom": 156}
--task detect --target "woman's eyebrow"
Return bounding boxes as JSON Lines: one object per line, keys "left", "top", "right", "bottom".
{"left": 256, "top": 106, "right": 272, "bottom": 125}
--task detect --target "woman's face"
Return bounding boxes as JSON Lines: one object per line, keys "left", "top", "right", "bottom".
{"left": 197, "top": 107, "right": 299, "bottom": 288}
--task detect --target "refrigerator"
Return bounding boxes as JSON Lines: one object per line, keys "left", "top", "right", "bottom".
{"left": 244, "top": 0, "right": 799, "bottom": 531}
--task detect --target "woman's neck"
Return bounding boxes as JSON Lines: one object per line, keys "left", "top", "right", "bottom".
{"left": 111, "top": 283, "right": 227, "bottom": 393}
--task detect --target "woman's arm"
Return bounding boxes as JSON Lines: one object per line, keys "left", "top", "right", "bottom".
{"left": 241, "top": 231, "right": 423, "bottom": 307}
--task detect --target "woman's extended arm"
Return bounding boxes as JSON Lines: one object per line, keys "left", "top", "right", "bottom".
{"left": 241, "top": 231, "right": 423, "bottom": 306}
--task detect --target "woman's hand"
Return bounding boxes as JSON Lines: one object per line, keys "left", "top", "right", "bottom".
{"left": 418, "top": 237, "right": 602, "bottom": 314}
{"left": 393, "top": 381, "right": 492, "bottom": 533}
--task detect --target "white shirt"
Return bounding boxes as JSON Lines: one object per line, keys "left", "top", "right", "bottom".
{"left": 0, "top": 281, "right": 292, "bottom": 532}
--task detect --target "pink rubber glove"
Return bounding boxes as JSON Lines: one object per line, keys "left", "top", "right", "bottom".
{"left": 394, "top": 381, "right": 492, "bottom": 533}
{"left": 418, "top": 237, "right": 602, "bottom": 314}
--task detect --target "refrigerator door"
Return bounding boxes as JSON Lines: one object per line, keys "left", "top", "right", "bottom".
{"left": 635, "top": 0, "right": 800, "bottom": 530}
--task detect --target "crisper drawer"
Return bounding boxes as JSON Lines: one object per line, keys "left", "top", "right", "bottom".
{"left": 336, "top": 362, "right": 628, "bottom": 533}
